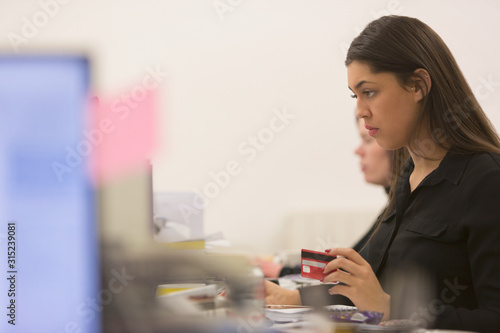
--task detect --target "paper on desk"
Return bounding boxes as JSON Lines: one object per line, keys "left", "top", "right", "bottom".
{"left": 159, "top": 232, "right": 230, "bottom": 251}
{"left": 157, "top": 284, "right": 216, "bottom": 299}
{"left": 265, "top": 304, "right": 357, "bottom": 323}
{"left": 325, "top": 304, "right": 357, "bottom": 311}
{"left": 204, "top": 231, "right": 231, "bottom": 249}
{"left": 265, "top": 306, "right": 312, "bottom": 322}
{"left": 278, "top": 274, "right": 321, "bottom": 289}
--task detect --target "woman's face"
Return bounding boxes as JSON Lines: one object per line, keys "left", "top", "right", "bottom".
{"left": 355, "top": 119, "right": 391, "bottom": 188}
{"left": 347, "top": 61, "right": 421, "bottom": 150}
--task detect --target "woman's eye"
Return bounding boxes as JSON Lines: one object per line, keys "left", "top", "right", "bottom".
{"left": 363, "top": 90, "right": 375, "bottom": 98}
{"left": 350, "top": 94, "right": 357, "bottom": 99}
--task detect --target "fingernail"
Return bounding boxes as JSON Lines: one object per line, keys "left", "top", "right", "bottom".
{"left": 319, "top": 278, "right": 324, "bottom": 282}
{"left": 325, "top": 249, "right": 331, "bottom": 253}
{"left": 328, "top": 287, "right": 335, "bottom": 295}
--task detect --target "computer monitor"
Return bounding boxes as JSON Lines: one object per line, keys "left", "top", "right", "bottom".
{"left": 0, "top": 55, "right": 100, "bottom": 333}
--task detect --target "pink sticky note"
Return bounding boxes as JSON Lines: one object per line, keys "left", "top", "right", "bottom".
{"left": 89, "top": 87, "right": 158, "bottom": 184}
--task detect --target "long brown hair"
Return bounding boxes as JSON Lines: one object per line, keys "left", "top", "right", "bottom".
{"left": 346, "top": 15, "right": 500, "bottom": 231}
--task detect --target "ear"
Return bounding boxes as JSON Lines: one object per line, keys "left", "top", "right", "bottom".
{"left": 411, "top": 68, "right": 431, "bottom": 102}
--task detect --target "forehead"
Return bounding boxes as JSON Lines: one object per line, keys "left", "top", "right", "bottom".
{"left": 347, "top": 61, "right": 398, "bottom": 89}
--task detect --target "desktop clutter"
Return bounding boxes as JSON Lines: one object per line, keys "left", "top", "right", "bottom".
{"left": 99, "top": 191, "right": 474, "bottom": 333}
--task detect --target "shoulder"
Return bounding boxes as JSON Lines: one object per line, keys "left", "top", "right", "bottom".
{"left": 469, "top": 151, "right": 500, "bottom": 166}
{"left": 466, "top": 152, "right": 500, "bottom": 174}
{"left": 439, "top": 151, "right": 500, "bottom": 185}
{"left": 461, "top": 152, "right": 500, "bottom": 201}
{"left": 457, "top": 153, "right": 500, "bottom": 228}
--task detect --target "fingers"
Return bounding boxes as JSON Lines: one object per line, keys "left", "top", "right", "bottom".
{"left": 322, "top": 248, "right": 369, "bottom": 285}
{"left": 323, "top": 268, "right": 355, "bottom": 285}
{"left": 323, "top": 248, "right": 368, "bottom": 276}
{"left": 327, "top": 284, "right": 358, "bottom": 305}
{"left": 327, "top": 248, "right": 365, "bottom": 265}
{"left": 323, "top": 256, "right": 358, "bottom": 275}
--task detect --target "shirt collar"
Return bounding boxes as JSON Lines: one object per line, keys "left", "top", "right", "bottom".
{"left": 436, "top": 152, "right": 472, "bottom": 185}
{"left": 403, "top": 151, "right": 472, "bottom": 187}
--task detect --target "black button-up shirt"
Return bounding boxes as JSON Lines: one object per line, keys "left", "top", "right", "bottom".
{"left": 370, "top": 151, "right": 500, "bottom": 332}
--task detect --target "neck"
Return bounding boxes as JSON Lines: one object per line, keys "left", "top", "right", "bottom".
{"left": 409, "top": 149, "right": 446, "bottom": 170}
{"left": 407, "top": 144, "right": 448, "bottom": 191}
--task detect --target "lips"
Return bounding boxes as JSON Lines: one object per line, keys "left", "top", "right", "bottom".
{"left": 365, "top": 125, "right": 379, "bottom": 137}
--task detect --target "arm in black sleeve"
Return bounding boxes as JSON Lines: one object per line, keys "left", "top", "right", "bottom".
{"left": 352, "top": 219, "right": 380, "bottom": 260}
{"left": 434, "top": 155, "right": 500, "bottom": 332}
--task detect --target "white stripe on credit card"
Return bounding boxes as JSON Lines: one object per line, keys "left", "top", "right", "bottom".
{"left": 302, "top": 259, "right": 326, "bottom": 268}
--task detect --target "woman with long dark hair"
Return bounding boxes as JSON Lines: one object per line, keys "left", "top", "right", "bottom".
{"left": 324, "top": 15, "right": 500, "bottom": 331}
{"left": 267, "top": 15, "right": 500, "bottom": 332}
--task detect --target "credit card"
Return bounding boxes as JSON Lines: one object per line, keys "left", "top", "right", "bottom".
{"left": 301, "top": 249, "right": 336, "bottom": 280}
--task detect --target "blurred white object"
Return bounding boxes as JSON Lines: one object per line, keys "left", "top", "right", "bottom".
{"left": 153, "top": 192, "right": 204, "bottom": 243}
{"left": 273, "top": 249, "right": 301, "bottom": 267}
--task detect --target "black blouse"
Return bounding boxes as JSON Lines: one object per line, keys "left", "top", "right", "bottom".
{"left": 299, "top": 152, "right": 500, "bottom": 332}
{"left": 370, "top": 151, "right": 500, "bottom": 332}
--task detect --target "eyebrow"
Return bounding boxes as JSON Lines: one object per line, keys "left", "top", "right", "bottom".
{"left": 348, "top": 80, "right": 375, "bottom": 91}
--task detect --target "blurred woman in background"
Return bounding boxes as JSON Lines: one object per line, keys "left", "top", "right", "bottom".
{"left": 264, "top": 117, "right": 392, "bottom": 301}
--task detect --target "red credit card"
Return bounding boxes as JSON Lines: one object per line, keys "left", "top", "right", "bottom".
{"left": 301, "top": 249, "right": 336, "bottom": 280}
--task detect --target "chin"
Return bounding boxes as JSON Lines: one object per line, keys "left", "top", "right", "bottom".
{"left": 377, "top": 140, "right": 401, "bottom": 151}
{"left": 373, "top": 137, "right": 395, "bottom": 150}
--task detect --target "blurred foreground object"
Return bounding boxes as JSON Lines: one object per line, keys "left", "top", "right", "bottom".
{"left": 99, "top": 165, "right": 266, "bottom": 332}
{"left": 0, "top": 55, "right": 99, "bottom": 332}
{"left": 100, "top": 240, "right": 267, "bottom": 332}
{"left": 153, "top": 192, "right": 204, "bottom": 244}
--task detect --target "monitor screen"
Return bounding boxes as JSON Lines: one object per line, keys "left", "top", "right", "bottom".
{"left": 0, "top": 55, "right": 100, "bottom": 333}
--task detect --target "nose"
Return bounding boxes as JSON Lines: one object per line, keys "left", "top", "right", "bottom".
{"left": 355, "top": 144, "right": 364, "bottom": 156}
{"left": 355, "top": 99, "right": 370, "bottom": 119}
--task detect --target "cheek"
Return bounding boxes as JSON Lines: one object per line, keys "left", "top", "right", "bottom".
{"left": 375, "top": 91, "right": 409, "bottom": 116}
{"left": 389, "top": 94, "right": 417, "bottom": 124}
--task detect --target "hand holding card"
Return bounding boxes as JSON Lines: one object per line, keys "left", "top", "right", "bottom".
{"left": 300, "top": 249, "right": 336, "bottom": 280}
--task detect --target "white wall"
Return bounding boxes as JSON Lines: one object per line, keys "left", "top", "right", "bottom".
{"left": 2, "top": 0, "right": 500, "bottom": 254}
